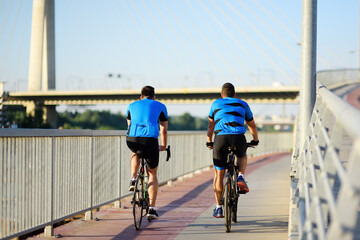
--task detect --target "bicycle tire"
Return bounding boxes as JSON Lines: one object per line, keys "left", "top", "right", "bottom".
{"left": 224, "top": 176, "right": 232, "bottom": 232}
{"left": 133, "top": 175, "right": 144, "bottom": 230}
{"left": 232, "top": 168, "right": 239, "bottom": 223}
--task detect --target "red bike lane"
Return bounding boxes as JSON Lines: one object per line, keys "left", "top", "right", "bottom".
{"left": 28, "top": 152, "right": 290, "bottom": 240}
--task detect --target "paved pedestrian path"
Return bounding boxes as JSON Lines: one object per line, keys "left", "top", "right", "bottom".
{"left": 28, "top": 152, "right": 291, "bottom": 240}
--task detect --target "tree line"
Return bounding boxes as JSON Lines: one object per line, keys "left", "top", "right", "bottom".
{"left": 4, "top": 106, "right": 208, "bottom": 130}
{"left": 4, "top": 106, "right": 293, "bottom": 132}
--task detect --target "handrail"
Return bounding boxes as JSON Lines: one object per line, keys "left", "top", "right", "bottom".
{"left": 289, "top": 81, "right": 360, "bottom": 239}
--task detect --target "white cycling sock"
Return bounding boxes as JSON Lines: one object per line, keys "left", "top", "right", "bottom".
{"left": 149, "top": 207, "right": 156, "bottom": 210}
{"left": 216, "top": 205, "right": 223, "bottom": 209}
{"left": 238, "top": 173, "right": 244, "bottom": 178}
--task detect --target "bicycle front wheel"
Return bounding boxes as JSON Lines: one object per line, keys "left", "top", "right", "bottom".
{"left": 133, "top": 176, "right": 145, "bottom": 230}
{"left": 224, "top": 176, "right": 232, "bottom": 232}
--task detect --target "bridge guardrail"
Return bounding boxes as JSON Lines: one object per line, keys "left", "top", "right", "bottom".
{"left": 289, "top": 81, "right": 360, "bottom": 240}
{"left": 316, "top": 69, "right": 360, "bottom": 90}
{"left": 0, "top": 130, "right": 292, "bottom": 239}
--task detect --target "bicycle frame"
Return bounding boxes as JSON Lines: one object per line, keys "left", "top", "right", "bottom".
{"left": 132, "top": 146, "right": 171, "bottom": 230}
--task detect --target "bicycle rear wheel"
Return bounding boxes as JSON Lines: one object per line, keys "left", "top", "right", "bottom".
{"left": 231, "top": 170, "right": 239, "bottom": 223}
{"left": 224, "top": 176, "right": 232, "bottom": 232}
{"left": 133, "top": 176, "right": 145, "bottom": 230}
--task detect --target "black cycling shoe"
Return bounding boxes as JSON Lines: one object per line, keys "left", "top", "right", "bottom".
{"left": 147, "top": 208, "right": 159, "bottom": 220}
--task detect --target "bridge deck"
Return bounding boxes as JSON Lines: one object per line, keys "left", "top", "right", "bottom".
{"left": 28, "top": 153, "right": 291, "bottom": 240}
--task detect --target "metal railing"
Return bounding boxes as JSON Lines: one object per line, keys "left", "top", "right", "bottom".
{"left": 316, "top": 69, "right": 360, "bottom": 90}
{"left": 0, "top": 130, "right": 292, "bottom": 239}
{"left": 289, "top": 81, "right": 360, "bottom": 239}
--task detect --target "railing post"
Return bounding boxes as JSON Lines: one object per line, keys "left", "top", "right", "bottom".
{"left": 300, "top": 0, "right": 317, "bottom": 146}
{"left": 114, "top": 136, "right": 122, "bottom": 208}
{"left": 44, "top": 136, "right": 55, "bottom": 237}
{"left": 85, "top": 135, "right": 94, "bottom": 220}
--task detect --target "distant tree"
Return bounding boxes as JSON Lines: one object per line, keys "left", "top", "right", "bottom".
{"left": 57, "top": 110, "right": 127, "bottom": 130}
{"left": 5, "top": 107, "right": 208, "bottom": 131}
{"left": 168, "top": 112, "right": 207, "bottom": 130}
{"left": 5, "top": 105, "right": 51, "bottom": 128}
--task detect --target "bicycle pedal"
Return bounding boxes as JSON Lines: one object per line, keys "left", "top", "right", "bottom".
{"left": 239, "top": 190, "right": 247, "bottom": 194}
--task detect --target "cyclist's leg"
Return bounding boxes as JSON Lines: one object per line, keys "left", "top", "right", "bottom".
{"left": 126, "top": 137, "right": 141, "bottom": 190}
{"left": 232, "top": 134, "right": 248, "bottom": 174}
{"left": 213, "top": 135, "right": 228, "bottom": 206}
{"left": 232, "top": 134, "right": 250, "bottom": 192}
{"left": 144, "top": 138, "right": 159, "bottom": 209}
{"left": 130, "top": 153, "right": 140, "bottom": 179}
{"left": 213, "top": 168, "right": 225, "bottom": 205}
{"left": 147, "top": 167, "right": 158, "bottom": 207}
{"left": 238, "top": 153, "right": 247, "bottom": 175}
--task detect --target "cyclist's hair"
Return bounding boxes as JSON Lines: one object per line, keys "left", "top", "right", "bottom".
{"left": 221, "top": 82, "right": 235, "bottom": 97}
{"left": 141, "top": 86, "right": 155, "bottom": 99}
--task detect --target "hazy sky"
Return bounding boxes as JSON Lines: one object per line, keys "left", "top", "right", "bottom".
{"left": 0, "top": 0, "right": 358, "bottom": 116}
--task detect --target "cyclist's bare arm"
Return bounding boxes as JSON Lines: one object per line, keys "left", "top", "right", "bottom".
{"left": 127, "top": 119, "right": 131, "bottom": 126}
{"left": 159, "top": 121, "right": 168, "bottom": 151}
{"left": 246, "top": 119, "right": 259, "bottom": 145}
{"left": 207, "top": 117, "right": 215, "bottom": 148}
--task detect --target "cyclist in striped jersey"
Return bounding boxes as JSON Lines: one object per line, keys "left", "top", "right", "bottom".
{"left": 206, "top": 82, "right": 259, "bottom": 218}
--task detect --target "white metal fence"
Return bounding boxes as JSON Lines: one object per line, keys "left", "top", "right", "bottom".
{"left": 0, "top": 130, "right": 292, "bottom": 239}
{"left": 289, "top": 80, "right": 360, "bottom": 239}
{"left": 316, "top": 69, "right": 360, "bottom": 90}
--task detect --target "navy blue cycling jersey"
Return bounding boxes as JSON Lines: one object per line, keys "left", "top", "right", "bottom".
{"left": 209, "top": 97, "right": 253, "bottom": 135}
{"left": 127, "top": 98, "right": 168, "bottom": 138}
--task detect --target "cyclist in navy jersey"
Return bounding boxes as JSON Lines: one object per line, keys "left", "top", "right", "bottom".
{"left": 206, "top": 82, "right": 259, "bottom": 218}
{"left": 126, "top": 86, "right": 168, "bottom": 220}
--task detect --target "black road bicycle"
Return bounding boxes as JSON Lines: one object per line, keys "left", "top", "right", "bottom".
{"left": 223, "top": 143, "right": 255, "bottom": 232}
{"left": 132, "top": 146, "right": 171, "bottom": 230}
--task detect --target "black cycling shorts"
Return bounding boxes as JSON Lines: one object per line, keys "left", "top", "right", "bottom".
{"left": 126, "top": 136, "right": 159, "bottom": 169}
{"left": 213, "top": 134, "right": 247, "bottom": 170}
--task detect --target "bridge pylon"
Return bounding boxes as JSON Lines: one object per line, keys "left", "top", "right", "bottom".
{"left": 28, "top": 0, "right": 56, "bottom": 127}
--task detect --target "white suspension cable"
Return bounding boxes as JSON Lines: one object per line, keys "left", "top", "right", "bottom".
{"left": 220, "top": 0, "right": 300, "bottom": 76}
{"left": 253, "top": 0, "right": 299, "bottom": 41}
{"left": 0, "top": 0, "right": 22, "bottom": 82}
{"left": 14, "top": 0, "right": 31, "bottom": 89}
{"left": 132, "top": 0, "right": 168, "bottom": 77}
{"left": 264, "top": 0, "right": 301, "bottom": 30}
{"left": 183, "top": 0, "right": 245, "bottom": 85}
{"left": 162, "top": 0, "right": 242, "bottom": 84}
{"left": 0, "top": 0, "right": 6, "bottom": 15}
{"left": 199, "top": 0, "right": 294, "bottom": 85}
{"left": 139, "top": 0, "right": 196, "bottom": 78}
{"left": 234, "top": 0, "right": 300, "bottom": 57}
{"left": 150, "top": 0, "right": 225, "bottom": 84}
{"left": 0, "top": 0, "right": 15, "bottom": 43}
{"left": 260, "top": 0, "right": 333, "bottom": 69}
